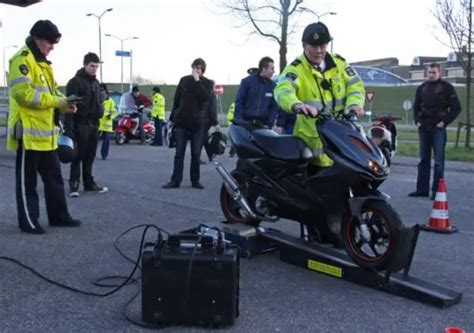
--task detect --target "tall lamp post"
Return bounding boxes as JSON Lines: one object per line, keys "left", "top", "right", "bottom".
{"left": 3, "top": 44, "right": 18, "bottom": 97}
{"left": 105, "top": 34, "right": 139, "bottom": 93}
{"left": 86, "top": 8, "right": 113, "bottom": 82}
{"left": 315, "top": 11, "right": 337, "bottom": 52}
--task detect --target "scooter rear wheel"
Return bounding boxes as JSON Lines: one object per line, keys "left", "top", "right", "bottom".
{"left": 342, "top": 200, "right": 402, "bottom": 271}
{"left": 220, "top": 171, "right": 261, "bottom": 226}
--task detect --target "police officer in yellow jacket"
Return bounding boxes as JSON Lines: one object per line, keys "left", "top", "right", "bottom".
{"left": 275, "top": 22, "right": 365, "bottom": 167}
{"left": 151, "top": 86, "right": 165, "bottom": 146}
{"left": 227, "top": 103, "right": 236, "bottom": 157}
{"left": 98, "top": 83, "right": 117, "bottom": 159}
{"left": 7, "top": 20, "right": 81, "bottom": 234}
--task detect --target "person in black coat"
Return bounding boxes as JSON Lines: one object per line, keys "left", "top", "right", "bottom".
{"left": 201, "top": 85, "right": 218, "bottom": 162}
{"left": 408, "top": 63, "right": 461, "bottom": 200}
{"left": 64, "top": 52, "right": 108, "bottom": 197}
{"left": 163, "top": 58, "right": 214, "bottom": 189}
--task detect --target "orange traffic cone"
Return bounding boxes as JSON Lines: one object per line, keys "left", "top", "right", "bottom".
{"left": 445, "top": 328, "right": 465, "bottom": 333}
{"left": 420, "top": 178, "right": 458, "bottom": 233}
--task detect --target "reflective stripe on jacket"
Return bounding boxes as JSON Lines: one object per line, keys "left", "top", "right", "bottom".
{"left": 98, "top": 97, "right": 117, "bottom": 132}
{"left": 7, "top": 45, "right": 63, "bottom": 151}
{"left": 275, "top": 53, "right": 365, "bottom": 166}
{"left": 151, "top": 92, "right": 165, "bottom": 119}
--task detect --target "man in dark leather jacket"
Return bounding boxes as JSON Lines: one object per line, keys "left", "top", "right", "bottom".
{"left": 163, "top": 58, "right": 214, "bottom": 189}
{"left": 409, "top": 63, "right": 461, "bottom": 200}
{"left": 65, "top": 52, "right": 107, "bottom": 197}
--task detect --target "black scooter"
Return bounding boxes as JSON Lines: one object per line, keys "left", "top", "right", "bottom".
{"left": 216, "top": 110, "right": 404, "bottom": 271}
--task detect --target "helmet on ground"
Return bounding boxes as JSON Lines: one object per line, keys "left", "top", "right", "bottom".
{"left": 205, "top": 129, "right": 227, "bottom": 161}
{"left": 58, "top": 135, "right": 77, "bottom": 163}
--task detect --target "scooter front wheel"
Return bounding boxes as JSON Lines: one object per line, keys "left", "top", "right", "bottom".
{"left": 115, "top": 131, "right": 127, "bottom": 145}
{"left": 220, "top": 171, "right": 261, "bottom": 227}
{"left": 342, "top": 200, "right": 402, "bottom": 271}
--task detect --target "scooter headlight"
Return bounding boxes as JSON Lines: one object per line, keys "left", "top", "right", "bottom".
{"left": 369, "top": 159, "right": 382, "bottom": 173}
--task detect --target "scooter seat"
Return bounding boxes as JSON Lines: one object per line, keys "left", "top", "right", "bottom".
{"left": 252, "top": 129, "right": 310, "bottom": 161}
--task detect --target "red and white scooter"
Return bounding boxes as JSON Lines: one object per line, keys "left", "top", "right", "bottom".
{"left": 367, "top": 114, "right": 401, "bottom": 166}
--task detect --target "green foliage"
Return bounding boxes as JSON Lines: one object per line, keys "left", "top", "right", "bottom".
{"left": 397, "top": 142, "right": 474, "bottom": 161}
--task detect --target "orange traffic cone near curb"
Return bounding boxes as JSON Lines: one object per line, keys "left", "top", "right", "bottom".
{"left": 420, "top": 178, "right": 458, "bottom": 233}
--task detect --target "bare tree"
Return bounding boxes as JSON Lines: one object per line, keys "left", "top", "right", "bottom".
{"left": 133, "top": 75, "right": 153, "bottom": 85}
{"left": 218, "top": 0, "right": 318, "bottom": 72}
{"left": 434, "top": 0, "right": 472, "bottom": 148}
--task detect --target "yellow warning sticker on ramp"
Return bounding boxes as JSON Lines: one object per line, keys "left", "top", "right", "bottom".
{"left": 307, "top": 259, "right": 342, "bottom": 278}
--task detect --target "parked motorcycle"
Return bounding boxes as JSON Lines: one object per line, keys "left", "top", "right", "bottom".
{"left": 115, "top": 107, "right": 155, "bottom": 145}
{"left": 217, "top": 110, "right": 404, "bottom": 271}
{"left": 366, "top": 114, "right": 401, "bottom": 166}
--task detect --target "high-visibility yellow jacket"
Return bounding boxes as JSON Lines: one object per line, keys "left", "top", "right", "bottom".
{"left": 275, "top": 53, "right": 365, "bottom": 166}
{"left": 98, "top": 97, "right": 117, "bottom": 132}
{"left": 151, "top": 92, "right": 165, "bottom": 120}
{"left": 7, "top": 44, "right": 65, "bottom": 151}
{"left": 226, "top": 102, "right": 235, "bottom": 126}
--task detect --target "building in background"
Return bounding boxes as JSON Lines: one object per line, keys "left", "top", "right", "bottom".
{"left": 352, "top": 53, "right": 473, "bottom": 84}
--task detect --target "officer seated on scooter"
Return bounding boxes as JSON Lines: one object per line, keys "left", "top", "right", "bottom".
{"left": 274, "top": 21, "right": 365, "bottom": 169}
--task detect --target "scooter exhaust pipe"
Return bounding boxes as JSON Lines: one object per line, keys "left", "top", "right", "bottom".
{"left": 215, "top": 162, "right": 259, "bottom": 219}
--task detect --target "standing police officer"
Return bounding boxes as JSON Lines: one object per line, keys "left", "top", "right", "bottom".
{"left": 274, "top": 22, "right": 365, "bottom": 167}
{"left": 98, "top": 83, "right": 117, "bottom": 159}
{"left": 151, "top": 86, "right": 165, "bottom": 146}
{"left": 7, "top": 20, "right": 81, "bottom": 234}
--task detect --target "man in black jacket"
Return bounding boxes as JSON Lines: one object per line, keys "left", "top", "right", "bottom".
{"left": 163, "top": 58, "right": 214, "bottom": 189}
{"left": 65, "top": 52, "right": 108, "bottom": 197}
{"left": 409, "top": 63, "right": 461, "bottom": 200}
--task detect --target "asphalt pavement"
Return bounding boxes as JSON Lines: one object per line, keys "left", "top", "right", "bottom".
{"left": 0, "top": 138, "right": 473, "bottom": 333}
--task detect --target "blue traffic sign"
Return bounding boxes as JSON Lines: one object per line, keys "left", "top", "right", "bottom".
{"left": 115, "top": 50, "right": 131, "bottom": 57}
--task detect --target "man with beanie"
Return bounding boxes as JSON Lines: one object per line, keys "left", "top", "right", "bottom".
{"left": 64, "top": 52, "right": 108, "bottom": 197}
{"left": 163, "top": 58, "right": 214, "bottom": 189}
{"left": 7, "top": 20, "right": 81, "bottom": 234}
{"left": 408, "top": 63, "right": 461, "bottom": 200}
{"left": 275, "top": 22, "right": 365, "bottom": 168}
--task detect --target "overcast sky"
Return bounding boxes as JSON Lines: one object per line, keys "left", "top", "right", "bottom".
{"left": 0, "top": 0, "right": 451, "bottom": 86}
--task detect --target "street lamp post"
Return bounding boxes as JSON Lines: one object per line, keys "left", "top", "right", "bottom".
{"left": 105, "top": 34, "right": 139, "bottom": 92}
{"left": 86, "top": 8, "right": 113, "bottom": 82}
{"left": 315, "top": 11, "right": 337, "bottom": 52}
{"left": 3, "top": 45, "right": 18, "bottom": 97}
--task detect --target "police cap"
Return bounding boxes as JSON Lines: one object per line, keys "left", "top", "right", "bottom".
{"left": 30, "top": 20, "right": 62, "bottom": 44}
{"left": 302, "top": 22, "right": 331, "bottom": 46}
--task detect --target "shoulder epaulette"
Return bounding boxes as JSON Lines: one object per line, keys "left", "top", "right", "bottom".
{"left": 291, "top": 59, "right": 302, "bottom": 66}
{"left": 334, "top": 54, "right": 346, "bottom": 61}
{"left": 21, "top": 50, "right": 29, "bottom": 56}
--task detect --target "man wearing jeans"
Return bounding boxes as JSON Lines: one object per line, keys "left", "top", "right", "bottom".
{"left": 409, "top": 63, "right": 461, "bottom": 200}
{"left": 162, "top": 58, "right": 214, "bottom": 189}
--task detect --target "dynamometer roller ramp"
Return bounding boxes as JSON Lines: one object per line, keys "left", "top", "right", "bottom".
{"left": 258, "top": 228, "right": 462, "bottom": 309}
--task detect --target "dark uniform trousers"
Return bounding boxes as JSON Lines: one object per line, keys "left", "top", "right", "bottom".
{"left": 16, "top": 141, "right": 71, "bottom": 230}
{"left": 70, "top": 123, "right": 99, "bottom": 188}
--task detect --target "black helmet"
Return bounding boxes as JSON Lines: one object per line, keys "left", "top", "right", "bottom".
{"left": 205, "top": 130, "right": 227, "bottom": 161}
{"left": 58, "top": 135, "right": 77, "bottom": 163}
{"left": 165, "top": 123, "right": 176, "bottom": 148}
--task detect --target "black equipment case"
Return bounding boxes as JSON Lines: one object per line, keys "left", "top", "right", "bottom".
{"left": 142, "top": 234, "right": 239, "bottom": 327}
